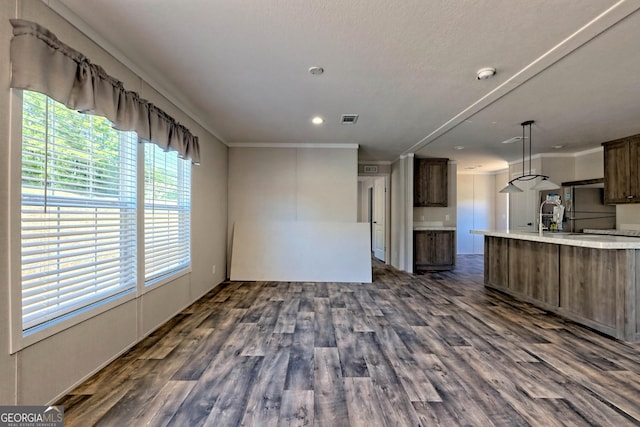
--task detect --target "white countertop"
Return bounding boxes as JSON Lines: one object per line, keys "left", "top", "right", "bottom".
{"left": 583, "top": 228, "right": 640, "bottom": 237}
{"left": 470, "top": 229, "right": 640, "bottom": 249}
{"left": 414, "top": 226, "right": 457, "bottom": 231}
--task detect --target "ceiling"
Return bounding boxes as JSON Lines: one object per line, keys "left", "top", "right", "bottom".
{"left": 53, "top": 0, "right": 640, "bottom": 172}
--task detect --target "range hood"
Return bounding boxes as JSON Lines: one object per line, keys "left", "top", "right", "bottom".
{"left": 561, "top": 178, "right": 604, "bottom": 188}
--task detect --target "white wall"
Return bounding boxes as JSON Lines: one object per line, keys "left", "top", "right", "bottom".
{"left": 617, "top": 205, "right": 640, "bottom": 230}
{"left": 457, "top": 174, "right": 495, "bottom": 254}
{"left": 0, "top": 1, "right": 228, "bottom": 404}
{"left": 228, "top": 146, "right": 357, "bottom": 224}
{"left": 541, "top": 155, "right": 576, "bottom": 186}
{"left": 390, "top": 155, "right": 413, "bottom": 272}
{"left": 390, "top": 159, "right": 403, "bottom": 269}
{"left": 230, "top": 221, "right": 371, "bottom": 282}
{"left": 494, "top": 170, "right": 509, "bottom": 230}
{"left": 227, "top": 145, "right": 358, "bottom": 272}
{"left": 574, "top": 148, "right": 604, "bottom": 180}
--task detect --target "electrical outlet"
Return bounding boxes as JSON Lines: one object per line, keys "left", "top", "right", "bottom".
{"left": 212, "top": 265, "right": 216, "bottom": 275}
{"left": 445, "top": 214, "right": 450, "bottom": 221}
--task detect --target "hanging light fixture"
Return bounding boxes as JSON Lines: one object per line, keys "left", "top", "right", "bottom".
{"left": 499, "top": 120, "right": 560, "bottom": 193}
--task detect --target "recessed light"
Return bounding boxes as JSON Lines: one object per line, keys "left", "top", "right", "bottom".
{"left": 552, "top": 145, "right": 564, "bottom": 149}
{"left": 454, "top": 146, "right": 464, "bottom": 150}
{"left": 311, "top": 116, "right": 324, "bottom": 125}
{"left": 308, "top": 66, "right": 324, "bottom": 76}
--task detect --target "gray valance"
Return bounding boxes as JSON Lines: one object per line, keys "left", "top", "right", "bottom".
{"left": 9, "top": 19, "right": 200, "bottom": 164}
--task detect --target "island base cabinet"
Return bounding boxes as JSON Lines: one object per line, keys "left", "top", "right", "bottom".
{"left": 484, "top": 237, "right": 508, "bottom": 289}
{"left": 559, "top": 247, "right": 639, "bottom": 341}
{"left": 484, "top": 237, "right": 559, "bottom": 307}
{"left": 482, "top": 235, "right": 640, "bottom": 342}
{"left": 559, "top": 247, "right": 619, "bottom": 331}
{"left": 508, "top": 240, "right": 559, "bottom": 307}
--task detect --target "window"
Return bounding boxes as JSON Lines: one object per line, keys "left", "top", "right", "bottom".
{"left": 19, "top": 91, "right": 192, "bottom": 337}
{"left": 21, "top": 91, "right": 137, "bottom": 335}
{"left": 144, "top": 143, "right": 191, "bottom": 284}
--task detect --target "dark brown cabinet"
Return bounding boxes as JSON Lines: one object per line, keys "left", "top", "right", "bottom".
{"left": 414, "top": 230, "right": 455, "bottom": 272}
{"left": 414, "top": 158, "right": 448, "bottom": 207}
{"left": 603, "top": 135, "right": 640, "bottom": 204}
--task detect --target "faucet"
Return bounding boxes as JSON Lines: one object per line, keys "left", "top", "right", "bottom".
{"left": 539, "top": 195, "right": 563, "bottom": 236}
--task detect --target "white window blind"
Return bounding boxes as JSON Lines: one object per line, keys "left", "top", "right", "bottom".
{"left": 21, "top": 91, "right": 137, "bottom": 334}
{"left": 144, "top": 143, "right": 191, "bottom": 284}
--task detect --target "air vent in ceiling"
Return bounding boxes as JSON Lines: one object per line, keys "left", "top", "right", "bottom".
{"left": 341, "top": 114, "right": 359, "bottom": 125}
{"left": 363, "top": 165, "right": 378, "bottom": 173}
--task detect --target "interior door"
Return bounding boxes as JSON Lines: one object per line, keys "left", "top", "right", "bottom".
{"left": 508, "top": 176, "right": 537, "bottom": 232}
{"left": 373, "top": 177, "right": 386, "bottom": 261}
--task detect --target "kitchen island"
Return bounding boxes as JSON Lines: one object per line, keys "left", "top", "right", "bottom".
{"left": 471, "top": 230, "right": 640, "bottom": 342}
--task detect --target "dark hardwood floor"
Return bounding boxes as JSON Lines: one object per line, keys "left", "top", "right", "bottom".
{"left": 57, "top": 255, "right": 640, "bottom": 426}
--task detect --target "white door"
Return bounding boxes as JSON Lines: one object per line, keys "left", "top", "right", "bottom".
{"left": 508, "top": 177, "right": 537, "bottom": 232}
{"left": 373, "top": 177, "right": 386, "bottom": 261}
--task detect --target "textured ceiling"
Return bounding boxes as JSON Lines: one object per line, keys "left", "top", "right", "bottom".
{"left": 54, "top": 0, "right": 640, "bottom": 172}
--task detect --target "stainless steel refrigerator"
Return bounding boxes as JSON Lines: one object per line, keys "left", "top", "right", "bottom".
{"left": 540, "top": 184, "right": 615, "bottom": 232}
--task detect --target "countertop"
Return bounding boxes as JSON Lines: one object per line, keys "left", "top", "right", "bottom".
{"left": 413, "top": 221, "right": 456, "bottom": 231}
{"left": 470, "top": 229, "right": 640, "bottom": 249}
{"left": 414, "top": 226, "right": 457, "bottom": 231}
{"left": 583, "top": 228, "right": 640, "bottom": 237}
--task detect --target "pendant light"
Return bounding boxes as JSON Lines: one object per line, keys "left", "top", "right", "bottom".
{"left": 499, "top": 120, "right": 560, "bottom": 193}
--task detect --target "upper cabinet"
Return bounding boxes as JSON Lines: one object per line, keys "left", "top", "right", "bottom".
{"left": 414, "top": 158, "right": 448, "bottom": 207}
{"left": 603, "top": 135, "right": 640, "bottom": 204}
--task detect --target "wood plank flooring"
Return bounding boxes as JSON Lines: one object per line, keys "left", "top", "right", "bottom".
{"left": 57, "top": 255, "right": 640, "bottom": 426}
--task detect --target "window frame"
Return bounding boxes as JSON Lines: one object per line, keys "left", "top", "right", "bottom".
{"left": 9, "top": 89, "right": 193, "bottom": 353}
{"left": 142, "top": 143, "right": 192, "bottom": 290}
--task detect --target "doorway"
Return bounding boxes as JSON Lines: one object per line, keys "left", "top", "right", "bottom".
{"left": 358, "top": 175, "right": 389, "bottom": 263}
{"left": 372, "top": 176, "right": 386, "bottom": 261}
{"left": 368, "top": 186, "right": 374, "bottom": 251}
{"left": 508, "top": 172, "right": 538, "bottom": 232}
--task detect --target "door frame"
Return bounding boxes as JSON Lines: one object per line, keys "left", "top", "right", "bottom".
{"left": 358, "top": 173, "right": 391, "bottom": 263}
{"left": 372, "top": 176, "right": 387, "bottom": 261}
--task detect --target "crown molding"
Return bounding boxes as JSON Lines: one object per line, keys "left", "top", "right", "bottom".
{"left": 573, "top": 146, "right": 603, "bottom": 156}
{"left": 457, "top": 170, "right": 499, "bottom": 176}
{"left": 227, "top": 142, "right": 359, "bottom": 149}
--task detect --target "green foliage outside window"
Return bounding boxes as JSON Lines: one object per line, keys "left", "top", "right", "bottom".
{"left": 22, "top": 91, "right": 127, "bottom": 199}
